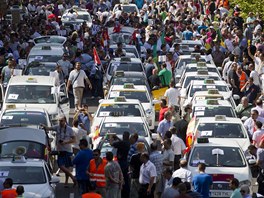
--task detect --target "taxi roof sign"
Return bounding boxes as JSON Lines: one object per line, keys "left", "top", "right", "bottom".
{"left": 204, "top": 79, "right": 215, "bottom": 84}
{"left": 26, "top": 78, "right": 37, "bottom": 83}
{"left": 120, "top": 57, "right": 131, "bottom": 62}
{"left": 12, "top": 155, "right": 27, "bottom": 163}
{"left": 114, "top": 96, "right": 126, "bottom": 102}
{"left": 123, "top": 83, "right": 134, "bottom": 89}
{"left": 197, "top": 70, "right": 208, "bottom": 75}
{"left": 208, "top": 89, "right": 219, "bottom": 94}
{"left": 215, "top": 115, "right": 226, "bottom": 121}
{"left": 41, "top": 46, "right": 51, "bottom": 50}
{"left": 115, "top": 70, "right": 124, "bottom": 77}
{"left": 6, "top": 104, "right": 16, "bottom": 109}
{"left": 206, "top": 99, "right": 219, "bottom": 105}
{"left": 181, "top": 45, "right": 189, "bottom": 51}
{"left": 191, "top": 53, "right": 201, "bottom": 58}
{"left": 197, "top": 62, "right": 206, "bottom": 67}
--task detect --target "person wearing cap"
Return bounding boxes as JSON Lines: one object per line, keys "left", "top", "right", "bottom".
{"left": 172, "top": 159, "right": 192, "bottom": 182}
{"left": 41, "top": 116, "right": 76, "bottom": 187}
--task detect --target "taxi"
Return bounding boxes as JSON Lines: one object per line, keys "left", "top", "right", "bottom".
{"left": 113, "top": 3, "right": 140, "bottom": 17}
{"left": 182, "top": 79, "right": 232, "bottom": 107}
{"left": 191, "top": 99, "right": 236, "bottom": 118}
{"left": 105, "top": 57, "right": 144, "bottom": 82}
{"left": 109, "top": 44, "right": 140, "bottom": 58}
{"left": 91, "top": 96, "right": 147, "bottom": 135}
{"left": 0, "top": 156, "right": 60, "bottom": 198}
{"left": 93, "top": 116, "right": 153, "bottom": 149}
{"left": 2, "top": 76, "right": 70, "bottom": 123}
{"left": 186, "top": 115, "right": 250, "bottom": 152}
{"left": 187, "top": 138, "right": 254, "bottom": 198}
{"left": 106, "top": 83, "right": 159, "bottom": 130}
{"left": 191, "top": 89, "right": 237, "bottom": 109}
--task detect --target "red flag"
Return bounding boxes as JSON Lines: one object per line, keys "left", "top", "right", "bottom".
{"left": 93, "top": 47, "right": 101, "bottom": 65}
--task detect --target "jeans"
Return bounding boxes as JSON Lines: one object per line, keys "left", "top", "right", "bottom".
{"left": 77, "top": 180, "right": 90, "bottom": 195}
{"left": 90, "top": 77, "right": 103, "bottom": 97}
{"left": 106, "top": 186, "right": 121, "bottom": 198}
{"left": 118, "top": 160, "right": 130, "bottom": 197}
{"left": 130, "top": 178, "right": 140, "bottom": 198}
{"left": 138, "top": 183, "right": 156, "bottom": 198}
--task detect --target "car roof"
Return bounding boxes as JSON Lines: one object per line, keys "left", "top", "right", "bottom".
{"left": 197, "top": 117, "right": 243, "bottom": 124}
{"left": 110, "top": 57, "right": 142, "bottom": 63}
{"left": 184, "top": 71, "right": 220, "bottom": 77}
{"left": 186, "top": 63, "right": 217, "bottom": 68}
{"left": 0, "top": 158, "right": 45, "bottom": 166}
{"left": 110, "top": 85, "right": 147, "bottom": 91}
{"left": 0, "top": 127, "right": 47, "bottom": 144}
{"left": 113, "top": 71, "right": 146, "bottom": 77}
{"left": 8, "top": 75, "right": 56, "bottom": 85}
{"left": 190, "top": 80, "right": 227, "bottom": 86}
{"left": 193, "top": 99, "right": 232, "bottom": 107}
{"left": 193, "top": 138, "right": 241, "bottom": 148}
{"left": 3, "top": 108, "right": 47, "bottom": 113}
{"left": 99, "top": 99, "right": 141, "bottom": 104}
{"left": 103, "top": 116, "right": 145, "bottom": 123}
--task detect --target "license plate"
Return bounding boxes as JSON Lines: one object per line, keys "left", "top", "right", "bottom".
{"left": 210, "top": 191, "right": 232, "bottom": 197}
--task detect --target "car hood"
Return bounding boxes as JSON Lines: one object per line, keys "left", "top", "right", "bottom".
{"left": 14, "top": 184, "right": 53, "bottom": 198}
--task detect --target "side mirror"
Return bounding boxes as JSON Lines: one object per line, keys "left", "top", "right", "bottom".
{"left": 60, "top": 97, "right": 69, "bottom": 104}
{"left": 233, "top": 94, "right": 240, "bottom": 100}
{"left": 98, "top": 99, "right": 104, "bottom": 104}
{"left": 175, "top": 83, "right": 181, "bottom": 88}
{"left": 217, "top": 67, "right": 222, "bottom": 72}
{"left": 50, "top": 176, "right": 60, "bottom": 184}
{"left": 175, "top": 75, "right": 181, "bottom": 79}
{"left": 151, "top": 133, "right": 158, "bottom": 140}
{"left": 248, "top": 159, "right": 256, "bottom": 165}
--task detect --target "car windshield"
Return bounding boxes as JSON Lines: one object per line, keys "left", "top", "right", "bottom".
{"left": 190, "top": 147, "right": 246, "bottom": 167}
{"left": 110, "top": 47, "right": 139, "bottom": 58}
{"left": 189, "top": 85, "right": 229, "bottom": 97}
{"left": 183, "top": 76, "right": 220, "bottom": 88}
{"left": 176, "top": 58, "right": 207, "bottom": 70}
{"left": 109, "top": 33, "right": 131, "bottom": 45}
{"left": 0, "top": 166, "right": 46, "bottom": 184}
{"left": 6, "top": 85, "right": 56, "bottom": 104}
{"left": 193, "top": 106, "right": 236, "bottom": 118}
{"left": 109, "top": 91, "right": 149, "bottom": 103}
{"left": 109, "top": 63, "right": 143, "bottom": 75}
{"left": 0, "top": 141, "right": 45, "bottom": 159}
{"left": 28, "top": 55, "right": 61, "bottom": 63}
{"left": 1, "top": 111, "right": 48, "bottom": 126}
{"left": 197, "top": 123, "right": 246, "bottom": 138}
{"left": 98, "top": 104, "right": 142, "bottom": 117}
{"left": 33, "top": 37, "right": 65, "bottom": 44}
{"left": 112, "top": 77, "right": 146, "bottom": 85}
{"left": 185, "top": 67, "right": 218, "bottom": 74}
{"left": 100, "top": 122, "right": 147, "bottom": 136}
{"left": 77, "top": 14, "right": 91, "bottom": 21}
{"left": 24, "top": 65, "right": 56, "bottom": 76}
{"left": 121, "top": 6, "right": 137, "bottom": 13}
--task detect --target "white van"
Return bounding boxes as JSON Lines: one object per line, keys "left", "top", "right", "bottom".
{"left": 2, "top": 76, "right": 70, "bottom": 123}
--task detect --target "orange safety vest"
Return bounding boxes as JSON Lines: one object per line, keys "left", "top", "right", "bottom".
{"left": 239, "top": 72, "right": 247, "bottom": 89}
{"left": 89, "top": 159, "right": 107, "bottom": 187}
{"left": 82, "top": 192, "right": 102, "bottom": 198}
{"left": 1, "top": 189, "right": 17, "bottom": 198}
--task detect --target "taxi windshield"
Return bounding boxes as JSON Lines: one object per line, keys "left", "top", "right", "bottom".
{"left": 176, "top": 58, "right": 207, "bottom": 70}
{"left": 190, "top": 147, "right": 246, "bottom": 167}
{"left": 0, "top": 166, "right": 46, "bottom": 184}
{"left": 100, "top": 122, "right": 147, "bottom": 137}
{"left": 120, "top": 6, "right": 137, "bottom": 13}
{"left": 193, "top": 106, "right": 236, "bottom": 118}
{"left": 6, "top": 85, "right": 56, "bottom": 104}
{"left": 109, "top": 63, "right": 143, "bottom": 75}
{"left": 185, "top": 67, "right": 218, "bottom": 74}
{"left": 109, "top": 91, "right": 149, "bottom": 103}
{"left": 28, "top": 55, "right": 61, "bottom": 63}
{"left": 77, "top": 14, "right": 91, "bottom": 21}
{"left": 112, "top": 77, "right": 146, "bottom": 85}
{"left": 1, "top": 111, "right": 48, "bottom": 126}
{"left": 183, "top": 76, "right": 220, "bottom": 88}
{"left": 24, "top": 65, "right": 56, "bottom": 76}
{"left": 98, "top": 104, "right": 142, "bottom": 117}
{"left": 0, "top": 141, "right": 45, "bottom": 159}
{"left": 109, "top": 33, "right": 131, "bottom": 45}
{"left": 197, "top": 123, "right": 246, "bottom": 138}
{"left": 190, "top": 85, "right": 229, "bottom": 97}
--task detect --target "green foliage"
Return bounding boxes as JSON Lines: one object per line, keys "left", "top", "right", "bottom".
{"left": 230, "top": 0, "right": 264, "bottom": 19}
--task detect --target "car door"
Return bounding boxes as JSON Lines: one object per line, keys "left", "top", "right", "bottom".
{"left": 0, "top": 84, "right": 4, "bottom": 109}
{"left": 58, "top": 83, "right": 70, "bottom": 122}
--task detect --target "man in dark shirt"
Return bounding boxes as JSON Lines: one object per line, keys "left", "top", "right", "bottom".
{"left": 228, "top": 62, "right": 240, "bottom": 95}
{"left": 129, "top": 142, "right": 145, "bottom": 198}
{"left": 111, "top": 131, "right": 131, "bottom": 197}
{"left": 241, "top": 77, "right": 260, "bottom": 103}
{"left": 149, "top": 68, "right": 162, "bottom": 89}
{"left": 174, "top": 113, "right": 189, "bottom": 143}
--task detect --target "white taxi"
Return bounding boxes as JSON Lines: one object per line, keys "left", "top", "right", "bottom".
{"left": 0, "top": 156, "right": 60, "bottom": 198}
{"left": 91, "top": 97, "right": 147, "bottom": 135}
{"left": 93, "top": 116, "right": 153, "bottom": 149}
{"left": 187, "top": 138, "right": 254, "bottom": 198}
{"left": 106, "top": 84, "right": 159, "bottom": 130}
{"left": 189, "top": 115, "right": 250, "bottom": 152}
{"left": 182, "top": 79, "right": 232, "bottom": 107}
{"left": 192, "top": 99, "right": 236, "bottom": 118}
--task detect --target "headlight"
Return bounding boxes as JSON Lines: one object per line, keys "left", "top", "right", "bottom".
{"left": 239, "top": 180, "right": 251, "bottom": 186}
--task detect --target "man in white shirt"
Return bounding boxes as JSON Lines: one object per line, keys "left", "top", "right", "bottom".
{"left": 252, "top": 99, "right": 264, "bottom": 117}
{"left": 72, "top": 120, "right": 87, "bottom": 155}
{"left": 139, "top": 153, "right": 157, "bottom": 198}
{"left": 244, "top": 109, "right": 264, "bottom": 138}
{"left": 222, "top": 54, "right": 235, "bottom": 81}
{"left": 67, "top": 62, "right": 92, "bottom": 111}
{"left": 170, "top": 127, "right": 186, "bottom": 170}
{"left": 164, "top": 81, "right": 180, "bottom": 107}
{"left": 172, "top": 159, "right": 192, "bottom": 182}
{"left": 252, "top": 121, "right": 264, "bottom": 148}
{"left": 249, "top": 63, "right": 260, "bottom": 86}
{"left": 163, "top": 139, "right": 175, "bottom": 170}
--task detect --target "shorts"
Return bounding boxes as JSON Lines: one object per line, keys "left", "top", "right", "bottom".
{"left": 57, "top": 151, "right": 73, "bottom": 168}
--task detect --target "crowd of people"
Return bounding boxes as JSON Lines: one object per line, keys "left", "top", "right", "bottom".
{"left": 0, "top": 0, "right": 264, "bottom": 197}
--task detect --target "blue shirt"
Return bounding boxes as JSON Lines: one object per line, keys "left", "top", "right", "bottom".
{"left": 72, "top": 148, "right": 93, "bottom": 180}
{"left": 78, "top": 113, "right": 90, "bottom": 132}
{"left": 157, "top": 119, "right": 173, "bottom": 138}
{"left": 128, "top": 143, "right": 137, "bottom": 163}
{"left": 192, "top": 173, "right": 213, "bottom": 198}
{"left": 149, "top": 151, "right": 163, "bottom": 175}
{"left": 182, "top": 30, "right": 193, "bottom": 40}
